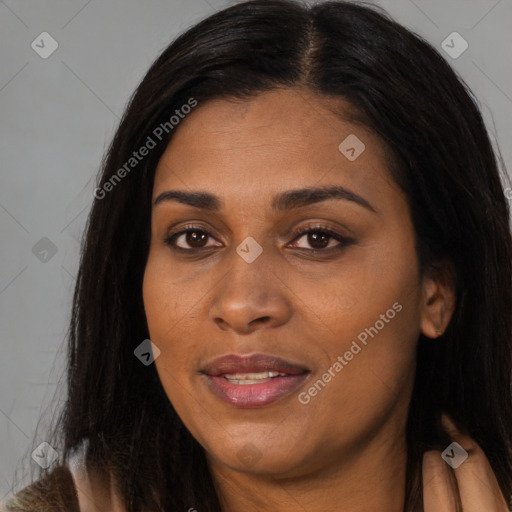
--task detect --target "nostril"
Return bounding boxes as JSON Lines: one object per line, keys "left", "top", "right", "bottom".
{"left": 251, "top": 316, "right": 271, "bottom": 326}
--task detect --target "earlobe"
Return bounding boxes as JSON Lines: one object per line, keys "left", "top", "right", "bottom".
{"left": 419, "top": 263, "right": 457, "bottom": 339}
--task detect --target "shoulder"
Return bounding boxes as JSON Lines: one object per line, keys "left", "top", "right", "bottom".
{"left": 1, "top": 442, "right": 126, "bottom": 512}
{"left": 0, "top": 465, "right": 79, "bottom": 511}
{"left": 68, "top": 443, "right": 126, "bottom": 512}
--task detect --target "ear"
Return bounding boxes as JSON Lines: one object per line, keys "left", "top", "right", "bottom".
{"left": 420, "top": 259, "right": 457, "bottom": 339}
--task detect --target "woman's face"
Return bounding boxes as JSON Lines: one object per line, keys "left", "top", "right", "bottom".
{"left": 143, "top": 87, "right": 448, "bottom": 479}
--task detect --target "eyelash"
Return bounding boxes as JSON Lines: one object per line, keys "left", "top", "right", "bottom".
{"left": 163, "top": 223, "right": 354, "bottom": 254}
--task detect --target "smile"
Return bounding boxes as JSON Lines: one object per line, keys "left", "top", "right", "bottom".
{"left": 201, "top": 353, "right": 310, "bottom": 408}
{"left": 223, "top": 371, "right": 289, "bottom": 384}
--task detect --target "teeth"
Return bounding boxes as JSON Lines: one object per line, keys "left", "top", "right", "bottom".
{"left": 223, "top": 371, "right": 288, "bottom": 384}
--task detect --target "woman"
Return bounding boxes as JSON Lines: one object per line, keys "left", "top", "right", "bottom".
{"left": 2, "top": 0, "right": 511, "bottom": 510}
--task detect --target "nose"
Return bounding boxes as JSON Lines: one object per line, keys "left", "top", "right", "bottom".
{"left": 208, "top": 251, "right": 292, "bottom": 334}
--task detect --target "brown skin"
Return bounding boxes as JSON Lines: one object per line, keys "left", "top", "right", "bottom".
{"left": 142, "top": 87, "right": 503, "bottom": 512}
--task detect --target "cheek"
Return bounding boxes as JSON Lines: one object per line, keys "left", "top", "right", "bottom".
{"left": 143, "top": 256, "right": 181, "bottom": 375}
{"left": 142, "top": 254, "right": 203, "bottom": 403}
{"left": 302, "top": 307, "right": 419, "bottom": 446}
{"left": 142, "top": 252, "right": 196, "bottom": 341}
{"left": 308, "top": 246, "right": 421, "bottom": 424}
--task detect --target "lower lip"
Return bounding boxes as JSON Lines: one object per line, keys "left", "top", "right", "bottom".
{"left": 205, "top": 373, "right": 309, "bottom": 408}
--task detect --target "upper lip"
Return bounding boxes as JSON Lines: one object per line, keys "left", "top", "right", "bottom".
{"left": 201, "top": 353, "right": 309, "bottom": 376}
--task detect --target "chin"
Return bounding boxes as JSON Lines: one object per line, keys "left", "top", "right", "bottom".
{"left": 205, "top": 436, "right": 317, "bottom": 478}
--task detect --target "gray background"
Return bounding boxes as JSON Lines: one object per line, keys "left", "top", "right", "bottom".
{"left": 1, "top": 0, "right": 511, "bottom": 499}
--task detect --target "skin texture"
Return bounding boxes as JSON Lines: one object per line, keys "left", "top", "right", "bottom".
{"left": 142, "top": 87, "right": 457, "bottom": 511}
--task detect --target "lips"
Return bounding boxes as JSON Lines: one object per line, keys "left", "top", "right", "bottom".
{"left": 201, "top": 353, "right": 310, "bottom": 408}
{"left": 201, "top": 353, "right": 309, "bottom": 377}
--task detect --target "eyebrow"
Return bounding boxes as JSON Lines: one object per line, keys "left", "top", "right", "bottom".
{"left": 153, "top": 185, "right": 376, "bottom": 213}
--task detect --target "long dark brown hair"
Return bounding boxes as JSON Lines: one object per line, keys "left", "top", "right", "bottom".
{"left": 15, "top": 1, "right": 512, "bottom": 510}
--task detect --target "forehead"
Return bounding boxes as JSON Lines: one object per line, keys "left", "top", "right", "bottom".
{"left": 152, "top": 87, "right": 398, "bottom": 210}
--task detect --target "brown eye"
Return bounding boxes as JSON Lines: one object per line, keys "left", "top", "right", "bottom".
{"left": 163, "top": 224, "right": 353, "bottom": 254}
{"left": 181, "top": 230, "right": 208, "bottom": 248}
{"left": 302, "top": 231, "right": 331, "bottom": 249}
{"left": 164, "top": 228, "right": 219, "bottom": 250}
{"left": 288, "top": 227, "right": 353, "bottom": 252}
